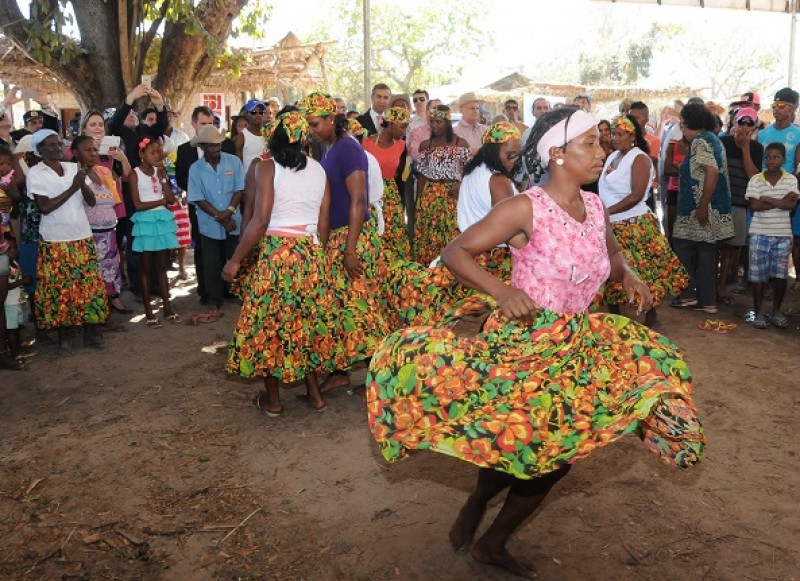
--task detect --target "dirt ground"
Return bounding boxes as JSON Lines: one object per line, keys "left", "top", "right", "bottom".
{"left": 1, "top": 259, "right": 799, "bottom": 581}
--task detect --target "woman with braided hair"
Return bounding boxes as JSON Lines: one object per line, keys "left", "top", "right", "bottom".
{"left": 366, "top": 107, "right": 704, "bottom": 578}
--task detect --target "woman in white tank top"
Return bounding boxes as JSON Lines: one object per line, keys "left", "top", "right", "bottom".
{"left": 598, "top": 115, "right": 687, "bottom": 327}
{"left": 455, "top": 121, "right": 522, "bottom": 279}
{"left": 223, "top": 108, "right": 339, "bottom": 417}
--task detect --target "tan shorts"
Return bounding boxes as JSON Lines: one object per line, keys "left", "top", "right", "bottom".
{"left": 724, "top": 206, "right": 747, "bottom": 247}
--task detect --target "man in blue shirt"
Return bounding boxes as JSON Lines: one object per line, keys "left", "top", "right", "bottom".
{"left": 757, "top": 87, "right": 800, "bottom": 283}
{"left": 188, "top": 125, "right": 245, "bottom": 311}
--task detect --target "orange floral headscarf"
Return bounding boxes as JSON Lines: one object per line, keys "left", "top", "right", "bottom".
{"left": 270, "top": 110, "right": 309, "bottom": 143}
{"left": 348, "top": 118, "right": 369, "bottom": 137}
{"left": 383, "top": 107, "right": 410, "bottom": 125}
{"left": 612, "top": 116, "right": 636, "bottom": 134}
{"left": 482, "top": 121, "right": 521, "bottom": 144}
{"left": 300, "top": 92, "right": 337, "bottom": 117}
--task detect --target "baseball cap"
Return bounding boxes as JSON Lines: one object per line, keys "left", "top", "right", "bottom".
{"left": 734, "top": 107, "right": 758, "bottom": 123}
{"left": 741, "top": 92, "right": 760, "bottom": 106}
{"left": 774, "top": 88, "right": 799, "bottom": 106}
{"left": 23, "top": 110, "right": 43, "bottom": 124}
{"left": 244, "top": 99, "right": 266, "bottom": 113}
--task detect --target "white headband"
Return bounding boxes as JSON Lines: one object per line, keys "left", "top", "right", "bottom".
{"left": 536, "top": 110, "right": 598, "bottom": 165}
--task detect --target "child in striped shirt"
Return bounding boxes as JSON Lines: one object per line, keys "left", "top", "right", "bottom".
{"left": 745, "top": 142, "right": 799, "bottom": 329}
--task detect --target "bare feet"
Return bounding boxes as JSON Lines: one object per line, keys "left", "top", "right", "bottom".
{"left": 449, "top": 499, "right": 486, "bottom": 553}
{"left": 320, "top": 372, "right": 350, "bottom": 394}
{"left": 471, "top": 540, "right": 539, "bottom": 579}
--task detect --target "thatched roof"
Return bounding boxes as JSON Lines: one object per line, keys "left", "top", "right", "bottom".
{"left": 0, "top": 32, "right": 333, "bottom": 104}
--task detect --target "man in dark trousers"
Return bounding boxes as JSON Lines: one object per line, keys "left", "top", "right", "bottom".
{"left": 176, "top": 106, "right": 235, "bottom": 305}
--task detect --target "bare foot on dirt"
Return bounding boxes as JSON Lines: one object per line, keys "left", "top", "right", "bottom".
{"left": 320, "top": 372, "right": 350, "bottom": 393}
{"left": 471, "top": 541, "right": 539, "bottom": 579}
{"left": 448, "top": 499, "right": 485, "bottom": 553}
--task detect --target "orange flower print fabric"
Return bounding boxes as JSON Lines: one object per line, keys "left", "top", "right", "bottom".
{"left": 366, "top": 298, "right": 705, "bottom": 479}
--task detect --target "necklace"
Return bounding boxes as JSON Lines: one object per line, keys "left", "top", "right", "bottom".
{"left": 606, "top": 148, "right": 631, "bottom": 174}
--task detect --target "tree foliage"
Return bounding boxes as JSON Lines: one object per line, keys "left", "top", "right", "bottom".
{"left": 308, "top": 0, "right": 487, "bottom": 109}
{"left": 0, "top": 0, "right": 271, "bottom": 110}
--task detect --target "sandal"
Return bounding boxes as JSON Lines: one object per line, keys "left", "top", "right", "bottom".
{"left": 295, "top": 393, "right": 328, "bottom": 411}
{"left": 146, "top": 318, "right": 163, "bottom": 329}
{"left": 166, "top": 313, "right": 183, "bottom": 324}
{"left": 765, "top": 312, "right": 788, "bottom": 329}
{"left": 671, "top": 297, "right": 698, "bottom": 308}
{"left": 752, "top": 316, "right": 768, "bottom": 330}
{"left": 252, "top": 391, "right": 283, "bottom": 417}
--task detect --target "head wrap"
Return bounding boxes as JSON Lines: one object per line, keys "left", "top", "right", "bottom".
{"left": 383, "top": 107, "right": 410, "bottom": 125}
{"left": 430, "top": 108, "right": 451, "bottom": 122}
{"left": 612, "top": 116, "right": 636, "bottom": 134}
{"left": 348, "top": 118, "right": 368, "bottom": 137}
{"left": 271, "top": 110, "right": 309, "bottom": 144}
{"left": 31, "top": 129, "right": 59, "bottom": 158}
{"left": 482, "top": 121, "right": 521, "bottom": 144}
{"left": 300, "top": 92, "right": 337, "bottom": 117}
{"left": 536, "top": 110, "right": 598, "bottom": 166}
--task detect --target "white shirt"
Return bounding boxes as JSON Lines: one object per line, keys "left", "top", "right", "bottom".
{"left": 364, "top": 149, "right": 385, "bottom": 235}
{"left": 370, "top": 109, "right": 383, "bottom": 135}
{"left": 27, "top": 162, "right": 92, "bottom": 242}
{"left": 268, "top": 158, "right": 326, "bottom": 231}
{"left": 598, "top": 147, "right": 654, "bottom": 223}
{"left": 242, "top": 128, "right": 265, "bottom": 172}
{"left": 458, "top": 163, "right": 517, "bottom": 232}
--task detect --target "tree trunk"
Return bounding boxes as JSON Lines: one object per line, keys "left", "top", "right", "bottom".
{"left": 157, "top": 0, "right": 249, "bottom": 114}
{"left": 0, "top": 0, "right": 249, "bottom": 113}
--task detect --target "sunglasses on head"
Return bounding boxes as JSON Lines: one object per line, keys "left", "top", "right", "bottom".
{"left": 736, "top": 118, "right": 756, "bottom": 127}
{"left": 413, "top": 96, "right": 426, "bottom": 103}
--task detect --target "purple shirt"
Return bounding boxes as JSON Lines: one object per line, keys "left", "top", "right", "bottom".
{"left": 321, "top": 136, "right": 369, "bottom": 230}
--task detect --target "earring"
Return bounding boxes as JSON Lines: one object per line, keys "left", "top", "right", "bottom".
{"left": 555, "top": 158, "right": 564, "bottom": 166}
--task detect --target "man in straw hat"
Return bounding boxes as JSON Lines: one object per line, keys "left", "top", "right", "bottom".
{"left": 454, "top": 92, "right": 488, "bottom": 156}
{"left": 187, "top": 125, "right": 245, "bottom": 313}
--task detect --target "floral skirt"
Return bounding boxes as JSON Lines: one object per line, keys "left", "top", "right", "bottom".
{"left": 413, "top": 180, "right": 459, "bottom": 266}
{"left": 227, "top": 236, "right": 345, "bottom": 382}
{"left": 34, "top": 238, "right": 109, "bottom": 329}
{"left": 602, "top": 213, "right": 689, "bottom": 308}
{"left": 382, "top": 179, "right": 410, "bottom": 259}
{"left": 92, "top": 229, "right": 122, "bottom": 297}
{"left": 327, "top": 225, "right": 391, "bottom": 365}
{"left": 366, "top": 296, "right": 704, "bottom": 479}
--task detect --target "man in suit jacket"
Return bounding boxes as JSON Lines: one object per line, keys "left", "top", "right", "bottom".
{"left": 356, "top": 83, "right": 391, "bottom": 136}
{"left": 176, "top": 106, "right": 236, "bottom": 305}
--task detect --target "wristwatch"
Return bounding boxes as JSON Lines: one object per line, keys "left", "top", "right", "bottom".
{"left": 226, "top": 205, "right": 236, "bottom": 213}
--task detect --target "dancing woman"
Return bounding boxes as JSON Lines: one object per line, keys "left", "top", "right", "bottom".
{"left": 366, "top": 108, "right": 704, "bottom": 578}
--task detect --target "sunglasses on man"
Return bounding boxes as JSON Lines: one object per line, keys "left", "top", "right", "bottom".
{"left": 505, "top": 105, "right": 518, "bottom": 111}
{"left": 736, "top": 118, "right": 756, "bottom": 127}
{"left": 251, "top": 108, "right": 267, "bottom": 114}
{"left": 413, "top": 96, "right": 426, "bottom": 103}
{"left": 771, "top": 102, "right": 792, "bottom": 110}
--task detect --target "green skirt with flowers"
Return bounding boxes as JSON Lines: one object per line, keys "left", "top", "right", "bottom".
{"left": 413, "top": 180, "right": 459, "bottom": 266}
{"left": 601, "top": 212, "right": 689, "bottom": 308}
{"left": 366, "top": 295, "right": 704, "bottom": 479}
{"left": 327, "top": 223, "right": 391, "bottom": 365}
{"left": 227, "top": 235, "right": 347, "bottom": 382}
{"left": 35, "top": 238, "right": 108, "bottom": 329}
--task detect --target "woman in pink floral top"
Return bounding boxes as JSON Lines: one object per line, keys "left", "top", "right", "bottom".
{"left": 366, "top": 108, "right": 705, "bottom": 579}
